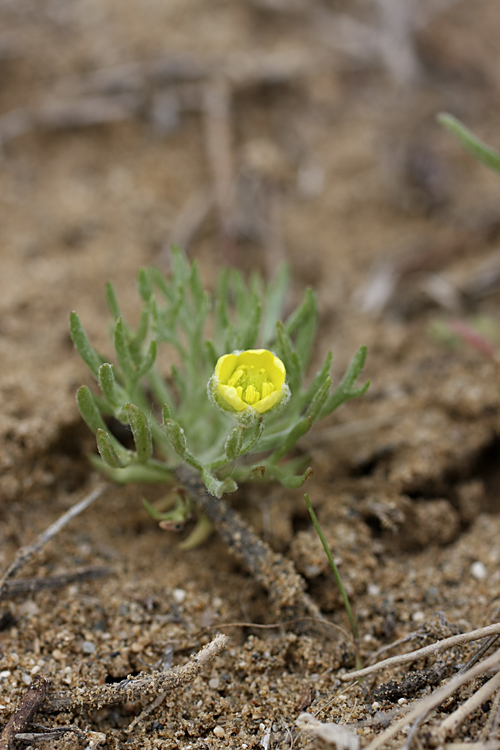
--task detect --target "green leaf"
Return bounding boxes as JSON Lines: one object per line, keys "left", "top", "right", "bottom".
{"left": 269, "top": 465, "right": 313, "bottom": 489}
{"left": 201, "top": 467, "right": 237, "bottom": 498}
{"left": 438, "top": 113, "right": 500, "bottom": 175}
{"left": 268, "top": 415, "right": 312, "bottom": 464}
{"left": 276, "top": 321, "right": 301, "bottom": 395}
{"left": 204, "top": 339, "right": 219, "bottom": 369}
{"left": 89, "top": 455, "right": 172, "bottom": 483}
{"left": 306, "top": 374, "right": 332, "bottom": 422}
{"left": 114, "top": 317, "right": 135, "bottom": 382}
{"left": 189, "top": 261, "right": 205, "bottom": 311}
{"left": 299, "top": 351, "right": 332, "bottom": 411}
{"left": 130, "top": 307, "right": 150, "bottom": 359}
{"left": 171, "top": 245, "right": 190, "bottom": 282}
{"left": 96, "top": 428, "right": 129, "bottom": 468}
{"left": 239, "top": 293, "right": 262, "bottom": 350}
{"left": 137, "top": 267, "right": 153, "bottom": 302}
{"left": 162, "top": 412, "right": 201, "bottom": 469}
{"left": 126, "top": 403, "right": 153, "bottom": 463}
{"left": 137, "top": 339, "right": 158, "bottom": 378}
{"left": 224, "top": 424, "right": 246, "bottom": 460}
{"left": 149, "top": 266, "right": 172, "bottom": 301}
{"left": 319, "top": 345, "right": 369, "bottom": 418}
{"left": 98, "top": 363, "right": 127, "bottom": 412}
{"left": 286, "top": 288, "right": 318, "bottom": 372}
{"left": 162, "top": 416, "right": 187, "bottom": 457}
{"left": 76, "top": 385, "right": 108, "bottom": 434}
{"left": 105, "top": 281, "right": 122, "bottom": 321}
{"left": 69, "top": 312, "right": 103, "bottom": 378}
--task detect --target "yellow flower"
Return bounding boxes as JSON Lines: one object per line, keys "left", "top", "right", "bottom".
{"left": 210, "top": 349, "right": 289, "bottom": 415}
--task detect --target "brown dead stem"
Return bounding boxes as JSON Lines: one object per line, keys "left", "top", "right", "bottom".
{"left": 43, "top": 634, "right": 228, "bottom": 713}
{"left": 340, "top": 622, "right": 500, "bottom": 681}
{"left": 0, "top": 675, "right": 50, "bottom": 750}
{"left": 0, "top": 566, "right": 111, "bottom": 599}
{"left": 0, "top": 485, "right": 108, "bottom": 602}
{"left": 364, "top": 649, "right": 500, "bottom": 750}
{"left": 175, "top": 466, "right": 325, "bottom": 623}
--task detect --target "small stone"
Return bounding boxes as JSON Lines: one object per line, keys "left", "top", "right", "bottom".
{"left": 412, "top": 611, "right": 425, "bottom": 623}
{"left": 213, "top": 726, "right": 225, "bottom": 738}
{"left": 82, "top": 640, "right": 96, "bottom": 654}
{"left": 209, "top": 677, "right": 220, "bottom": 689}
{"left": 471, "top": 561, "right": 487, "bottom": 580}
{"left": 22, "top": 673, "right": 32, "bottom": 685}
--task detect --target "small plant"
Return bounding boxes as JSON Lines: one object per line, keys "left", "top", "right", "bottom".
{"left": 438, "top": 113, "right": 500, "bottom": 175}
{"left": 71, "top": 247, "right": 368, "bottom": 539}
{"left": 304, "top": 493, "right": 361, "bottom": 669}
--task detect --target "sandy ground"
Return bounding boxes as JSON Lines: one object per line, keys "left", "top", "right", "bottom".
{"left": 1, "top": 1, "right": 500, "bottom": 748}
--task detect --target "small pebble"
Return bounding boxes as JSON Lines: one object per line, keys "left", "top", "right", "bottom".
{"left": 82, "top": 640, "right": 96, "bottom": 654}
{"left": 412, "top": 611, "right": 425, "bottom": 623}
{"left": 213, "top": 726, "right": 225, "bottom": 738}
{"left": 209, "top": 677, "right": 220, "bottom": 689}
{"left": 471, "top": 561, "right": 487, "bottom": 580}
{"left": 172, "top": 588, "right": 186, "bottom": 604}
{"left": 22, "top": 673, "right": 32, "bottom": 685}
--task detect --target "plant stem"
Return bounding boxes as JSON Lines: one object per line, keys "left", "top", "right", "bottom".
{"left": 304, "top": 493, "right": 361, "bottom": 669}
{"left": 175, "top": 466, "right": 323, "bottom": 622}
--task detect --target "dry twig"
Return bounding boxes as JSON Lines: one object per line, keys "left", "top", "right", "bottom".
{"left": 363, "top": 649, "right": 500, "bottom": 750}
{"left": 176, "top": 466, "right": 323, "bottom": 622}
{"left": 44, "top": 634, "right": 228, "bottom": 713}
{"left": 340, "top": 622, "right": 500, "bottom": 681}
{"left": 0, "top": 676, "right": 50, "bottom": 750}
{"left": 0, "top": 566, "right": 111, "bottom": 599}
{"left": 437, "top": 671, "right": 500, "bottom": 743}
{"left": 0, "top": 485, "right": 108, "bottom": 601}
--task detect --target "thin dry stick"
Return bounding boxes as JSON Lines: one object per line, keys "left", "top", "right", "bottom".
{"left": 44, "top": 634, "right": 228, "bottom": 712}
{"left": 437, "top": 670, "right": 500, "bottom": 742}
{"left": 0, "top": 675, "right": 50, "bottom": 750}
{"left": 363, "top": 649, "right": 500, "bottom": 750}
{"left": 340, "top": 622, "right": 500, "bottom": 681}
{"left": 1, "top": 566, "right": 111, "bottom": 598}
{"left": 197, "top": 618, "right": 349, "bottom": 640}
{"left": 482, "top": 686, "right": 500, "bottom": 742}
{"left": 0, "top": 484, "right": 108, "bottom": 601}
{"left": 175, "top": 466, "right": 323, "bottom": 621}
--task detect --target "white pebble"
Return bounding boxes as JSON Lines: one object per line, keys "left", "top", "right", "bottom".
{"left": 471, "top": 561, "right": 487, "bottom": 580}
{"left": 172, "top": 588, "right": 186, "bottom": 603}
{"left": 82, "top": 641, "right": 96, "bottom": 654}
